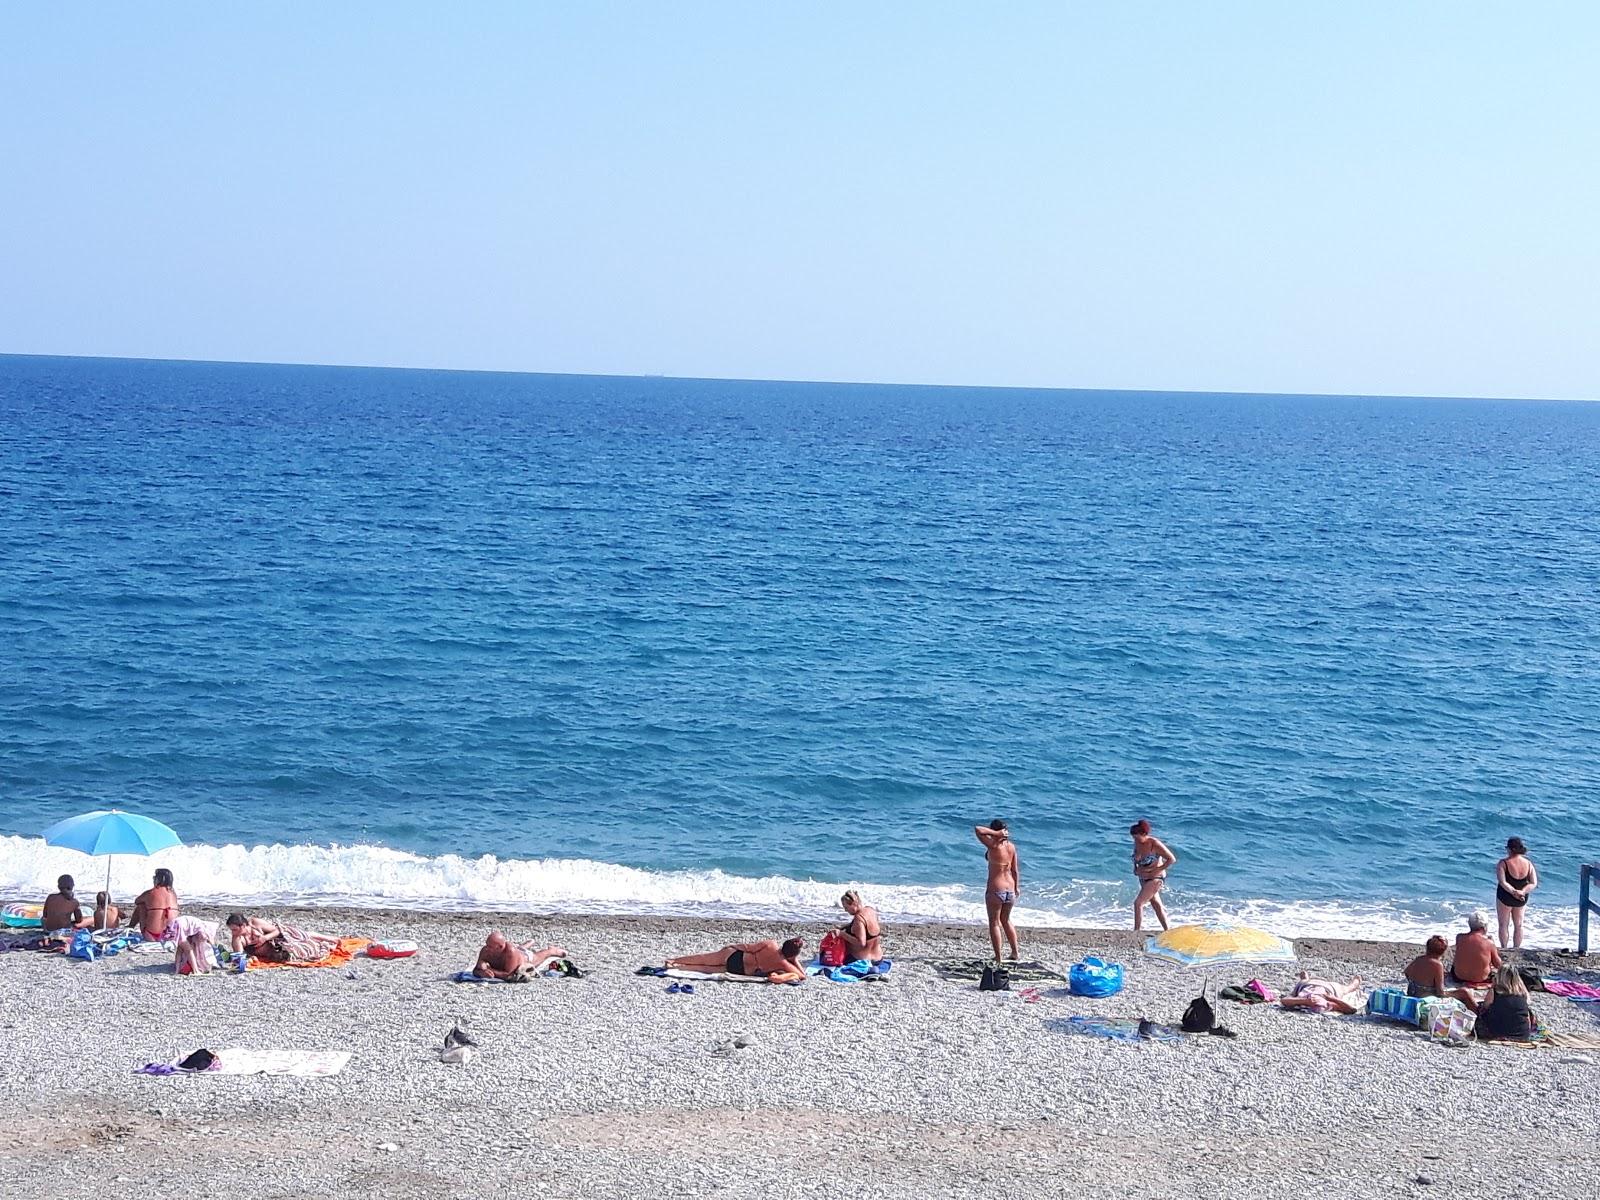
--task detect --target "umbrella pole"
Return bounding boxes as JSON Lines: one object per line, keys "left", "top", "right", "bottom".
{"left": 102, "top": 855, "right": 113, "bottom": 933}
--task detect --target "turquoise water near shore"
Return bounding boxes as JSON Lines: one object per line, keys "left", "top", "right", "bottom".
{"left": 1, "top": 354, "right": 1596, "bottom": 941}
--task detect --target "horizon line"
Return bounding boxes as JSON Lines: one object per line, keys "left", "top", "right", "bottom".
{"left": 0, "top": 349, "right": 1591, "bottom": 406}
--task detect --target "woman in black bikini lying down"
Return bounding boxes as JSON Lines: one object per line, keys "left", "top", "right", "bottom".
{"left": 665, "top": 937, "right": 806, "bottom": 984}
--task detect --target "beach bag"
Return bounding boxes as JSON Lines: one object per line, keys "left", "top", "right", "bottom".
{"left": 1366, "top": 987, "right": 1422, "bottom": 1025}
{"left": 818, "top": 931, "right": 847, "bottom": 969}
{"left": 1517, "top": 966, "right": 1546, "bottom": 993}
{"left": 979, "top": 964, "right": 1011, "bottom": 992}
{"left": 67, "top": 929, "right": 97, "bottom": 961}
{"left": 177, "top": 1048, "right": 217, "bottom": 1072}
{"left": 1426, "top": 998, "right": 1475, "bottom": 1044}
{"left": 1069, "top": 955, "right": 1125, "bottom": 998}
{"left": 1181, "top": 984, "right": 1215, "bottom": 1033}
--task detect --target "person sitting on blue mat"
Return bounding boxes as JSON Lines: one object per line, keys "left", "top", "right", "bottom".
{"left": 837, "top": 891, "right": 884, "bottom": 964}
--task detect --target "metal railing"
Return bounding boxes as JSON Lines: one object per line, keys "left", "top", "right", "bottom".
{"left": 1581, "top": 864, "right": 1600, "bottom": 955}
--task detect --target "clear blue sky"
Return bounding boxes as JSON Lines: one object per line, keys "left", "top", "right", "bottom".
{"left": 3, "top": 4, "right": 1596, "bottom": 399}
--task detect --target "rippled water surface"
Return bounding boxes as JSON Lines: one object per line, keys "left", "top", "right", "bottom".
{"left": 2, "top": 355, "right": 1597, "bottom": 939}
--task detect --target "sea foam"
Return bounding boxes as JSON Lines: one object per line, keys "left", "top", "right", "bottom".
{"left": 0, "top": 835, "right": 1577, "bottom": 947}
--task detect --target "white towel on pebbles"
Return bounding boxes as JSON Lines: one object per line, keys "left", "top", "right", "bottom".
{"left": 216, "top": 1049, "right": 352, "bottom": 1077}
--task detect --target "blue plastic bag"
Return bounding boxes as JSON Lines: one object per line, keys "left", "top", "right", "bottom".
{"left": 1069, "top": 955, "right": 1124, "bottom": 998}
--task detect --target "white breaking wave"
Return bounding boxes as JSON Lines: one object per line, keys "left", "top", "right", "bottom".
{"left": 0, "top": 835, "right": 1579, "bottom": 947}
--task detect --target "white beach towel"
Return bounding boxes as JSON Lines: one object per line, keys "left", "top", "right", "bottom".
{"left": 216, "top": 1049, "right": 352, "bottom": 1077}
{"left": 662, "top": 968, "right": 772, "bottom": 984}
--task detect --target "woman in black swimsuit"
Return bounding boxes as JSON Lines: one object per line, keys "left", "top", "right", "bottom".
{"left": 1495, "top": 837, "right": 1537, "bottom": 950}
{"left": 664, "top": 937, "right": 806, "bottom": 984}
{"left": 837, "top": 891, "right": 884, "bottom": 963}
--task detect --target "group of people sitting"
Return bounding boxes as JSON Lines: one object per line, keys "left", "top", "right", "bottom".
{"left": 41, "top": 869, "right": 179, "bottom": 941}
{"left": 1402, "top": 909, "right": 1535, "bottom": 1040}
{"left": 36, "top": 870, "right": 346, "bottom": 973}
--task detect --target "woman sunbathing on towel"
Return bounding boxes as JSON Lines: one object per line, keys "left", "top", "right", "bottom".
{"left": 472, "top": 932, "right": 570, "bottom": 980}
{"left": 225, "top": 914, "right": 338, "bottom": 963}
{"left": 666, "top": 937, "right": 806, "bottom": 984}
{"left": 1280, "top": 972, "right": 1365, "bottom": 1014}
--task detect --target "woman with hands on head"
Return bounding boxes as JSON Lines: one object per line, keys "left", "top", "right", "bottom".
{"left": 974, "top": 819, "right": 1020, "bottom": 962}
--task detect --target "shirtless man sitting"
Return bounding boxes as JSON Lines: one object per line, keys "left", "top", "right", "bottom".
{"left": 665, "top": 937, "right": 806, "bottom": 984}
{"left": 42, "top": 876, "right": 90, "bottom": 934}
{"left": 838, "top": 891, "right": 883, "bottom": 963}
{"left": 1448, "top": 911, "right": 1502, "bottom": 1012}
{"left": 472, "top": 932, "right": 569, "bottom": 981}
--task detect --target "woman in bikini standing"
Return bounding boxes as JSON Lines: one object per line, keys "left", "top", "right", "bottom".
{"left": 1495, "top": 837, "right": 1538, "bottom": 950}
{"left": 974, "top": 820, "right": 1020, "bottom": 962}
{"left": 1130, "top": 819, "right": 1177, "bottom": 932}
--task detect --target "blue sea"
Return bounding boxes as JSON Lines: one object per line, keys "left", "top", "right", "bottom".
{"left": 2, "top": 354, "right": 1597, "bottom": 943}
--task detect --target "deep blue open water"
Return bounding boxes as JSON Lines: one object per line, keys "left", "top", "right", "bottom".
{"left": 2, "top": 354, "right": 1597, "bottom": 942}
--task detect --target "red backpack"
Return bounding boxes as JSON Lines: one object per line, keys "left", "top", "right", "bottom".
{"left": 818, "top": 930, "right": 847, "bottom": 968}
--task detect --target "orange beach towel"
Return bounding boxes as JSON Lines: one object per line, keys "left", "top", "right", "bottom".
{"left": 247, "top": 937, "right": 369, "bottom": 971}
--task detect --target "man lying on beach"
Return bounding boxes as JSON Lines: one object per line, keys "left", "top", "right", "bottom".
{"left": 471, "top": 932, "right": 570, "bottom": 981}
{"left": 665, "top": 937, "right": 806, "bottom": 984}
{"left": 41, "top": 876, "right": 90, "bottom": 933}
{"left": 1448, "top": 911, "right": 1502, "bottom": 1011}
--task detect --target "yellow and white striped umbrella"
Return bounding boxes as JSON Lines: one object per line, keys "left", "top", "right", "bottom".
{"left": 1145, "top": 923, "right": 1297, "bottom": 967}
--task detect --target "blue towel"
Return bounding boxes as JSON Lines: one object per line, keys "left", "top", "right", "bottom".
{"left": 806, "top": 957, "right": 893, "bottom": 983}
{"left": 451, "top": 970, "right": 508, "bottom": 984}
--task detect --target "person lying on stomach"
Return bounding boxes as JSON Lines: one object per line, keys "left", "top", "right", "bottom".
{"left": 665, "top": 937, "right": 807, "bottom": 984}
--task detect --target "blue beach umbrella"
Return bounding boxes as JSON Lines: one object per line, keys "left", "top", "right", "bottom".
{"left": 41, "top": 810, "right": 182, "bottom": 930}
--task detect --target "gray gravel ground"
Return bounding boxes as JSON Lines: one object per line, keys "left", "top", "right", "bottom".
{"left": 2, "top": 907, "right": 1597, "bottom": 1199}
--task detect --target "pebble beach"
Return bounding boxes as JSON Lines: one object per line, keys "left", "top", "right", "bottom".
{"left": 4, "top": 908, "right": 1598, "bottom": 1199}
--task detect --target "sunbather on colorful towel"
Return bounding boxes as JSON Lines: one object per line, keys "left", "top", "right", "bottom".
{"left": 1280, "top": 973, "right": 1365, "bottom": 1014}
{"left": 471, "top": 932, "right": 570, "bottom": 981}
{"left": 225, "top": 914, "right": 338, "bottom": 964}
{"left": 665, "top": 937, "right": 806, "bottom": 984}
